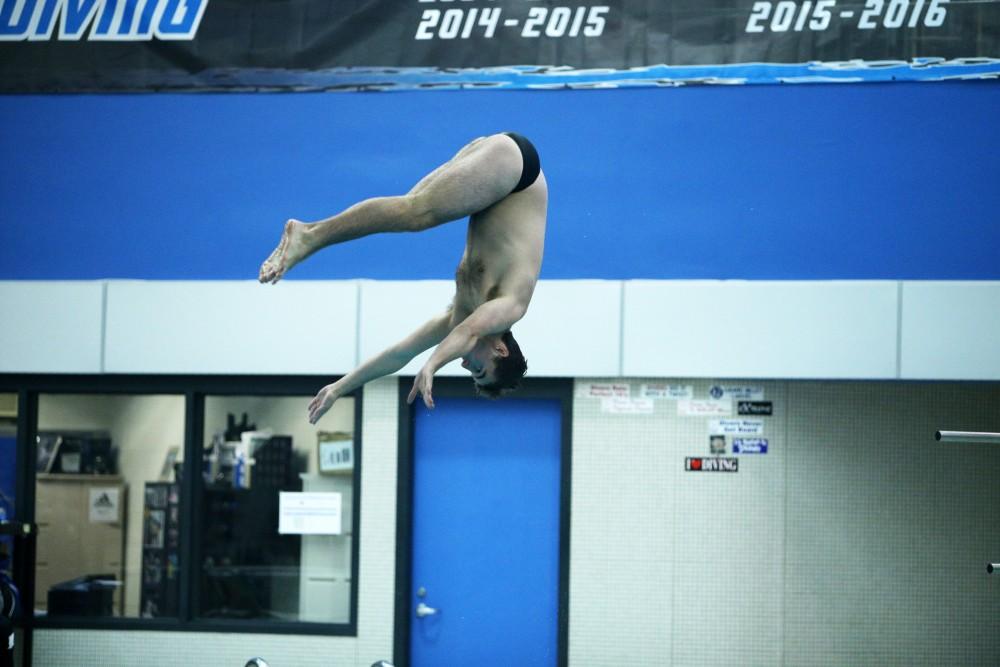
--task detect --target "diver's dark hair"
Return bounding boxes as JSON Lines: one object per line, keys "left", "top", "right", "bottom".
{"left": 476, "top": 330, "right": 527, "bottom": 399}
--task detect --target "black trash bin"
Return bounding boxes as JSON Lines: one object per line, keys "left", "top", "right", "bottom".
{"left": 47, "top": 575, "right": 116, "bottom": 617}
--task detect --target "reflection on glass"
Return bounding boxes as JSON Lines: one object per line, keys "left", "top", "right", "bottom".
{"left": 34, "top": 394, "right": 184, "bottom": 619}
{"left": 200, "top": 396, "right": 355, "bottom": 623}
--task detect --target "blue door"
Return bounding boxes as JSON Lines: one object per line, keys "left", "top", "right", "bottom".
{"left": 411, "top": 397, "right": 562, "bottom": 666}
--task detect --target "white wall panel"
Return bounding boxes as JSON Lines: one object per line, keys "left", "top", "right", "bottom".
{"left": 900, "top": 281, "right": 1000, "bottom": 380}
{"left": 104, "top": 281, "right": 357, "bottom": 374}
{"left": 515, "top": 280, "right": 621, "bottom": 376}
{"left": 0, "top": 281, "right": 104, "bottom": 373}
{"left": 623, "top": 281, "right": 899, "bottom": 379}
{"left": 358, "top": 280, "right": 459, "bottom": 376}
{"left": 14, "top": 279, "right": 1000, "bottom": 381}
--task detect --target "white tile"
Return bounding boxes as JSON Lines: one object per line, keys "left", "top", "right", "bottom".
{"left": 900, "top": 281, "right": 1000, "bottom": 380}
{"left": 104, "top": 281, "right": 357, "bottom": 374}
{"left": 0, "top": 281, "right": 103, "bottom": 373}
{"left": 623, "top": 281, "right": 899, "bottom": 379}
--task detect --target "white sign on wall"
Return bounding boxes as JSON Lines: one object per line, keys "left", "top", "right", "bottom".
{"left": 89, "top": 487, "right": 121, "bottom": 523}
{"left": 641, "top": 384, "right": 693, "bottom": 399}
{"left": 709, "top": 419, "right": 765, "bottom": 435}
{"left": 278, "top": 492, "right": 343, "bottom": 535}
{"left": 579, "top": 383, "right": 631, "bottom": 399}
{"left": 678, "top": 399, "right": 732, "bottom": 416}
{"left": 601, "top": 397, "right": 655, "bottom": 414}
{"left": 708, "top": 385, "right": 765, "bottom": 400}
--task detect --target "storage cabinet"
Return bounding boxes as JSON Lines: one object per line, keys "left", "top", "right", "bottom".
{"left": 35, "top": 475, "right": 126, "bottom": 615}
{"left": 298, "top": 473, "right": 352, "bottom": 623}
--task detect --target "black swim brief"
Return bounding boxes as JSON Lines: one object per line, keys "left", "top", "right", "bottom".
{"left": 503, "top": 131, "right": 541, "bottom": 193}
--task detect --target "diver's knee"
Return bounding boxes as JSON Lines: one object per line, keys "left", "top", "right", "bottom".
{"left": 399, "top": 193, "right": 439, "bottom": 231}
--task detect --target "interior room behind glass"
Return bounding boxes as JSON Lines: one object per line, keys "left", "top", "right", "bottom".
{"left": 200, "top": 395, "right": 356, "bottom": 624}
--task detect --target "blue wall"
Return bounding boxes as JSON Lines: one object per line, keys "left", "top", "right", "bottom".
{"left": 1, "top": 82, "right": 998, "bottom": 281}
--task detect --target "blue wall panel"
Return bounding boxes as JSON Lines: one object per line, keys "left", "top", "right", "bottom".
{"left": 1, "top": 83, "right": 998, "bottom": 281}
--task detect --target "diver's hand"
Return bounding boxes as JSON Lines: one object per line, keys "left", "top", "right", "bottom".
{"left": 407, "top": 366, "right": 435, "bottom": 409}
{"left": 308, "top": 383, "right": 340, "bottom": 424}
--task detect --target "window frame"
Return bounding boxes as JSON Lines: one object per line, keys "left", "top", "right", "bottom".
{"left": 0, "top": 373, "right": 362, "bottom": 638}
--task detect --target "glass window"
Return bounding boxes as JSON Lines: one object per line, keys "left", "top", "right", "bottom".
{"left": 200, "top": 395, "right": 357, "bottom": 624}
{"left": 34, "top": 393, "right": 185, "bottom": 619}
{"left": 0, "top": 393, "right": 16, "bottom": 502}
{"left": 1, "top": 393, "right": 17, "bottom": 631}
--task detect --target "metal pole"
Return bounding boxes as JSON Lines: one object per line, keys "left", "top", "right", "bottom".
{"left": 935, "top": 431, "right": 1000, "bottom": 444}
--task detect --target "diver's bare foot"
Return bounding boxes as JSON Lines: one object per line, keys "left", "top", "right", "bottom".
{"left": 259, "top": 219, "right": 310, "bottom": 284}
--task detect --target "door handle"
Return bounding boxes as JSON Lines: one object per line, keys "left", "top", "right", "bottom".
{"left": 415, "top": 601, "right": 438, "bottom": 618}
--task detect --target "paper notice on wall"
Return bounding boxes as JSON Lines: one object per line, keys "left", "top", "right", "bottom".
{"left": 89, "top": 487, "right": 120, "bottom": 523}
{"left": 677, "top": 399, "right": 732, "bottom": 416}
{"left": 709, "top": 419, "right": 765, "bottom": 435}
{"left": 601, "top": 397, "right": 654, "bottom": 415}
{"left": 579, "top": 383, "right": 630, "bottom": 399}
{"left": 279, "top": 492, "right": 342, "bottom": 535}
{"left": 641, "top": 384, "right": 693, "bottom": 400}
{"left": 708, "top": 385, "right": 765, "bottom": 400}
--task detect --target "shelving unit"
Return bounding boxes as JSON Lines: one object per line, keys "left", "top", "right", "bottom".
{"left": 139, "top": 481, "right": 180, "bottom": 617}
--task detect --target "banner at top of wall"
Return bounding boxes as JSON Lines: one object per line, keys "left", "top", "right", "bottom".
{"left": 1, "top": 0, "right": 997, "bottom": 91}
